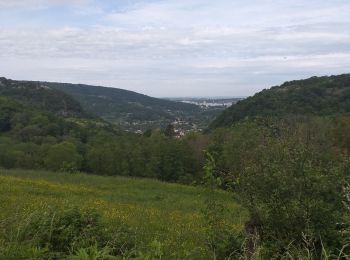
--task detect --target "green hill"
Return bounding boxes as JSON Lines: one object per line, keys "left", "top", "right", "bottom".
{"left": 209, "top": 74, "right": 350, "bottom": 129}
{"left": 0, "top": 78, "right": 85, "bottom": 117}
{"left": 0, "top": 91, "right": 200, "bottom": 183}
{"left": 0, "top": 82, "right": 122, "bottom": 162}
{"left": 0, "top": 77, "right": 224, "bottom": 131}
{"left": 44, "top": 81, "right": 201, "bottom": 130}
{"left": 0, "top": 169, "right": 245, "bottom": 259}
{"left": 0, "top": 77, "right": 202, "bottom": 183}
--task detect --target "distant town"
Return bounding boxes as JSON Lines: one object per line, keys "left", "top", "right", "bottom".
{"left": 123, "top": 97, "right": 245, "bottom": 134}
{"left": 166, "top": 97, "right": 243, "bottom": 108}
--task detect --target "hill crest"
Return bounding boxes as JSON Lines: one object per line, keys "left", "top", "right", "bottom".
{"left": 0, "top": 78, "right": 85, "bottom": 117}
{"left": 209, "top": 73, "right": 350, "bottom": 129}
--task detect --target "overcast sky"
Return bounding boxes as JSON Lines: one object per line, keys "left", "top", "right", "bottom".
{"left": 0, "top": 0, "right": 349, "bottom": 97}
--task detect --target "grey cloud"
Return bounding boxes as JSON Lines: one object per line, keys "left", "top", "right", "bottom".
{"left": 0, "top": 0, "right": 91, "bottom": 9}
{"left": 0, "top": 0, "right": 349, "bottom": 96}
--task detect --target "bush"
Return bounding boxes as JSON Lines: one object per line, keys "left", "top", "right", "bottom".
{"left": 18, "top": 207, "right": 107, "bottom": 254}
{"left": 2, "top": 206, "right": 136, "bottom": 258}
{"left": 213, "top": 118, "right": 348, "bottom": 257}
{"left": 45, "top": 142, "right": 83, "bottom": 171}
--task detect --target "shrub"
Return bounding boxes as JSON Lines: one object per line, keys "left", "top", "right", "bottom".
{"left": 45, "top": 142, "right": 83, "bottom": 171}
{"left": 218, "top": 119, "right": 348, "bottom": 257}
{"left": 18, "top": 207, "right": 107, "bottom": 254}
{"left": 6, "top": 206, "right": 135, "bottom": 258}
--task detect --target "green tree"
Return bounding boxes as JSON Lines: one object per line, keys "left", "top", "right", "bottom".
{"left": 45, "top": 142, "right": 82, "bottom": 172}
{"left": 163, "top": 124, "right": 175, "bottom": 137}
{"left": 0, "top": 97, "right": 19, "bottom": 131}
{"left": 217, "top": 119, "right": 347, "bottom": 257}
{"left": 86, "top": 145, "right": 116, "bottom": 175}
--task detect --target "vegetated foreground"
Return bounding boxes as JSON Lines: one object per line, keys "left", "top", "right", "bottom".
{"left": 2, "top": 74, "right": 350, "bottom": 258}
{"left": 0, "top": 169, "right": 245, "bottom": 259}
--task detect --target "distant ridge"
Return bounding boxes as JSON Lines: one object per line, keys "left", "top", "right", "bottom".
{"left": 209, "top": 74, "right": 350, "bottom": 129}
{"left": 0, "top": 77, "right": 227, "bottom": 131}
{"left": 0, "top": 77, "right": 85, "bottom": 117}
{"left": 43, "top": 81, "right": 200, "bottom": 125}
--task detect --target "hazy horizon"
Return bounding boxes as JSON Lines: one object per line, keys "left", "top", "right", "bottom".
{"left": 0, "top": 0, "right": 349, "bottom": 97}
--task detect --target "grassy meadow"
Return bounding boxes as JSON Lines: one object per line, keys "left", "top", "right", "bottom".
{"left": 0, "top": 169, "right": 246, "bottom": 259}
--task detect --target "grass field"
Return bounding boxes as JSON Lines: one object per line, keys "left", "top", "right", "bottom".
{"left": 0, "top": 169, "right": 246, "bottom": 259}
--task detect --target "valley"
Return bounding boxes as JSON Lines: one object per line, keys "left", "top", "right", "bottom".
{"left": 1, "top": 1, "right": 349, "bottom": 258}
{"left": 1, "top": 73, "right": 350, "bottom": 258}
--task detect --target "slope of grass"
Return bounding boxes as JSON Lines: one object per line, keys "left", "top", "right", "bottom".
{"left": 0, "top": 169, "right": 246, "bottom": 258}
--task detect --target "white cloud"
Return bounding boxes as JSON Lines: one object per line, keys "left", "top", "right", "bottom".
{"left": 0, "top": 0, "right": 349, "bottom": 96}
{"left": 0, "top": 0, "right": 91, "bottom": 9}
{"left": 106, "top": 0, "right": 350, "bottom": 28}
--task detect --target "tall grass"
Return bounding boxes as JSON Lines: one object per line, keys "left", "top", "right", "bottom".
{"left": 0, "top": 169, "right": 246, "bottom": 258}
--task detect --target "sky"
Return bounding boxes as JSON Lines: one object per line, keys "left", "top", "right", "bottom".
{"left": 0, "top": 0, "right": 349, "bottom": 97}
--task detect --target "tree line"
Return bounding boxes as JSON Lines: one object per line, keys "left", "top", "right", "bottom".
{"left": 2, "top": 92, "right": 350, "bottom": 257}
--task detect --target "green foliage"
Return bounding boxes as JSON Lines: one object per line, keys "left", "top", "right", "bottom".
{"left": 0, "top": 77, "right": 228, "bottom": 131}
{"left": 83, "top": 132, "right": 199, "bottom": 181}
{"left": 209, "top": 117, "right": 349, "bottom": 257}
{"left": 137, "top": 240, "right": 165, "bottom": 260}
{"left": 0, "top": 169, "right": 243, "bottom": 259}
{"left": 203, "top": 151, "right": 222, "bottom": 188}
{"left": 0, "top": 77, "right": 85, "bottom": 117}
{"left": 2, "top": 75, "right": 350, "bottom": 258}
{"left": 210, "top": 74, "right": 350, "bottom": 129}
{"left": 0, "top": 96, "right": 21, "bottom": 131}
{"left": 1, "top": 206, "right": 135, "bottom": 259}
{"left": 45, "top": 81, "right": 205, "bottom": 131}
{"left": 333, "top": 116, "right": 350, "bottom": 154}
{"left": 163, "top": 123, "right": 175, "bottom": 137}
{"left": 68, "top": 245, "right": 117, "bottom": 260}
{"left": 45, "top": 142, "right": 83, "bottom": 172}
{"left": 0, "top": 94, "right": 200, "bottom": 182}
{"left": 202, "top": 152, "right": 243, "bottom": 259}
{"left": 19, "top": 207, "right": 107, "bottom": 253}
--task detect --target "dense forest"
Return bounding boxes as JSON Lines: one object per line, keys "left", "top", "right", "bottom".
{"left": 0, "top": 78, "right": 85, "bottom": 117}
{"left": 209, "top": 74, "right": 350, "bottom": 129}
{"left": 46, "top": 81, "right": 199, "bottom": 121}
{"left": 0, "top": 79, "right": 201, "bottom": 182}
{"left": 40, "top": 80, "right": 222, "bottom": 131}
{"left": 1, "top": 74, "right": 350, "bottom": 258}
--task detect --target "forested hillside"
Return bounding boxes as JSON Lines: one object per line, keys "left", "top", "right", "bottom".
{"left": 2, "top": 74, "right": 350, "bottom": 258}
{"left": 2, "top": 0, "right": 349, "bottom": 257}
{"left": 46, "top": 82, "right": 199, "bottom": 116}
{"left": 0, "top": 78, "right": 85, "bottom": 117}
{"left": 45, "top": 81, "right": 202, "bottom": 131}
{"left": 0, "top": 82, "right": 202, "bottom": 182}
{"left": 209, "top": 74, "right": 350, "bottom": 129}
{"left": 0, "top": 77, "right": 226, "bottom": 132}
